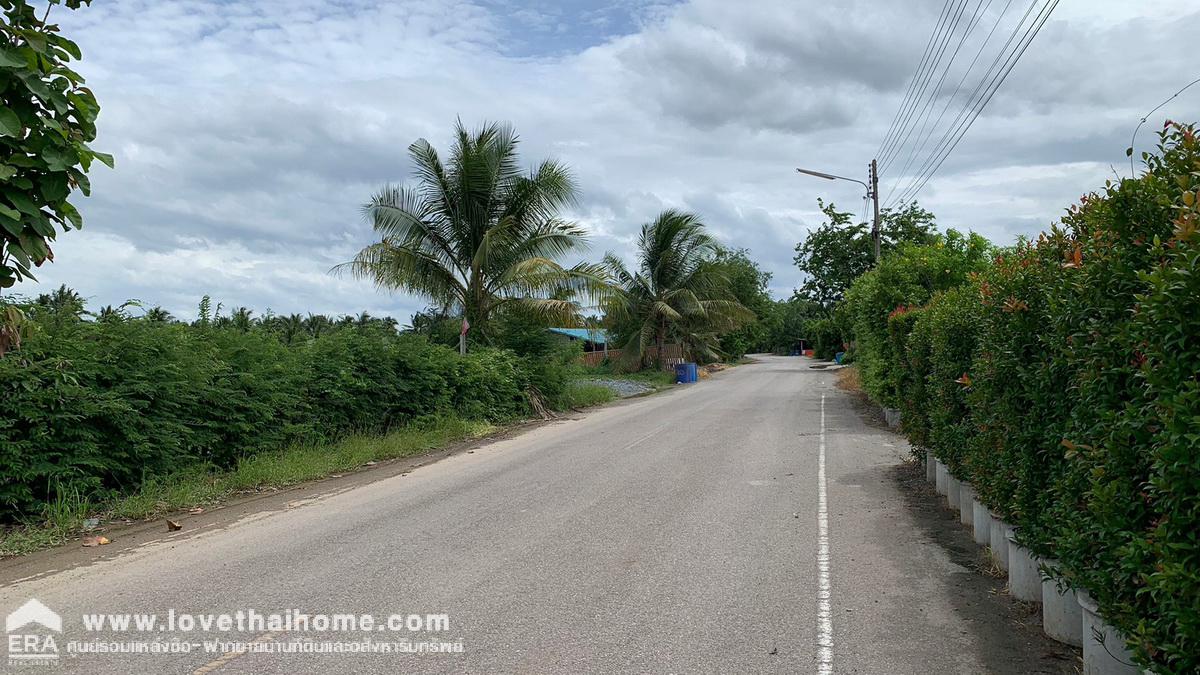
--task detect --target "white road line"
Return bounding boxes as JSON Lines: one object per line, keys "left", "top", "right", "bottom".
{"left": 817, "top": 393, "right": 833, "bottom": 674}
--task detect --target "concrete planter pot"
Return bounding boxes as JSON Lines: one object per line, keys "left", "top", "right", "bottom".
{"left": 1040, "top": 560, "right": 1082, "bottom": 647}
{"left": 958, "top": 483, "right": 975, "bottom": 527}
{"left": 1078, "top": 591, "right": 1141, "bottom": 675}
{"left": 989, "top": 513, "right": 1013, "bottom": 570}
{"left": 882, "top": 407, "right": 901, "bottom": 429}
{"left": 946, "top": 475, "right": 960, "bottom": 510}
{"left": 935, "top": 461, "right": 947, "bottom": 495}
{"left": 925, "top": 452, "right": 936, "bottom": 483}
{"left": 971, "top": 500, "right": 991, "bottom": 546}
{"left": 1006, "top": 532, "right": 1042, "bottom": 602}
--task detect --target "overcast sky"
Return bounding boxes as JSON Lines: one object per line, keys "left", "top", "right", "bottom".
{"left": 15, "top": 0, "right": 1200, "bottom": 322}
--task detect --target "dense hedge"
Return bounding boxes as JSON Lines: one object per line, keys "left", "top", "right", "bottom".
{"left": 841, "top": 229, "right": 992, "bottom": 407}
{"left": 845, "top": 123, "right": 1200, "bottom": 673}
{"left": 0, "top": 312, "right": 566, "bottom": 522}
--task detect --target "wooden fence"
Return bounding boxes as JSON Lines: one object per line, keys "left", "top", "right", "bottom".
{"left": 580, "top": 343, "right": 684, "bottom": 371}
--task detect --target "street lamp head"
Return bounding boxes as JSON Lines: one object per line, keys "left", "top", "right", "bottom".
{"left": 795, "top": 168, "right": 837, "bottom": 180}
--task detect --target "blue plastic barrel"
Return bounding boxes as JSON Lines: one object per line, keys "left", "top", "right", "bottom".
{"left": 675, "top": 362, "right": 699, "bottom": 384}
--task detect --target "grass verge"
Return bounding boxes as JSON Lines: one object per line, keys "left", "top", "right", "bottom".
{"left": 562, "top": 382, "right": 618, "bottom": 408}
{"left": 0, "top": 416, "right": 493, "bottom": 558}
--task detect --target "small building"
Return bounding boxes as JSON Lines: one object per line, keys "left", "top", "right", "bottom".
{"left": 547, "top": 328, "right": 610, "bottom": 353}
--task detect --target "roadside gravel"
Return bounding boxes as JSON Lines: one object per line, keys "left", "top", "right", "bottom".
{"left": 581, "top": 378, "right": 655, "bottom": 398}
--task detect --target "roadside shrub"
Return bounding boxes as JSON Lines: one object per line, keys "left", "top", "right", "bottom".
{"left": 899, "top": 305, "right": 932, "bottom": 451}
{"left": 840, "top": 230, "right": 992, "bottom": 407}
{"left": 0, "top": 313, "right": 543, "bottom": 522}
{"left": 886, "top": 305, "right": 924, "bottom": 438}
{"left": 922, "top": 285, "right": 980, "bottom": 479}
{"left": 1044, "top": 125, "right": 1199, "bottom": 672}
{"left": 960, "top": 237, "right": 1073, "bottom": 545}
{"left": 452, "top": 348, "right": 527, "bottom": 422}
{"left": 869, "top": 123, "right": 1200, "bottom": 673}
{"left": 1122, "top": 190, "right": 1200, "bottom": 668}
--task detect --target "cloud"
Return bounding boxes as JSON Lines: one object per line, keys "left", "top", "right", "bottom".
{"left": 21, "top": 0, "right": 1200, "bottom": 321}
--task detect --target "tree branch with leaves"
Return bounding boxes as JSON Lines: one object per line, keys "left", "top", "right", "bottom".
{"left": 0, "top": 0, "right": 111, "bottom": 289}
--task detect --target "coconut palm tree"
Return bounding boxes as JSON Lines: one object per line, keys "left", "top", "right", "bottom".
{"left": 303, "top": 313, "right": 331, "bottom": 339}
{"left": 336, "top": 120, "right": 610, "bottom": 343}
{"left": 278, "top": 313, "right": 305, "bottom": 345}
{"left": 35, "top": 284, "right": 85, "bottom": 319}
{"left": 143, "top": 306, "right": 173, "bottom": 323}
{"left": 604, "top": 210, "right": 752, "bottom": 367}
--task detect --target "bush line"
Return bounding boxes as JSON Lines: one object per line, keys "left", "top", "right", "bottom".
{"left": 841, "top": 122, "right": 1200, "bottom": 673}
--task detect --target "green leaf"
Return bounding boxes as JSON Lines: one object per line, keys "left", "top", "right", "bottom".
{"left": 66, "top": 92, "right": 97, "bottom": 124}
{"left": 47, "top": 34, "right": 83, "bottom": 61}
{"left": 3, "top": 190, "right": 39, "bottom": 216}
{"left": 0, "top": 205, "right": 21, "bottom": 235}
{"left": 0, "top": 165, "right": 16, "bottom": 181}
{"left": 68, "top": 168, "right": 90, "bottom": 196}
{"left": 0, "top": 108, "right": 22, "bottom": 137}
{"left": 0, "top": 48, "right": 25, "bottom": 68}
{"left": 57, "top": 200, "right": 82, "bottom": 229}
{"left": 41, "top": 173, "right": 69, "bottom": 202}
{"left": 92, "top": 151, "right": 114, "bottom": 169}
{"left": 6, "top": 240, "right": 31, "bottom": 268}
{"left": 27, "top": 211, "right": 55, "bottom": 237}
{"left": 18, "top": 30, "right": 48, "bottom": 55}
{"left": 17, "top": 231, "right": 49, "bottom": 261}
{"left": 17, "top": 72, "right": 52, "bottom": 101}
{"left": 42, "top": 144, "right": 74, "bottom": 171}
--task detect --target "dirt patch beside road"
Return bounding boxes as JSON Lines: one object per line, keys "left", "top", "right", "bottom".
{"left": 887, "top": 459, "right": 1081, "bottom": 673}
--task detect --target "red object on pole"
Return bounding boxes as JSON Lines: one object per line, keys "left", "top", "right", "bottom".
{"left": 460, "top": 318, "right": 470, "bottom": 336}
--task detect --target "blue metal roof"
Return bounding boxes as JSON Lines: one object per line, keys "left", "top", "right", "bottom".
{"left": 547, "top": 328, "right": 609, "bottom": 344}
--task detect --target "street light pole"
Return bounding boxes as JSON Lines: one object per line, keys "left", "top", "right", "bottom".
{"left": 795, "top": 161, "right": 882, "bottom": 264}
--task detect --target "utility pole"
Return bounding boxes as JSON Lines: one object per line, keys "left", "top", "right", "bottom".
{"left": 870, "top": 159, "right": 881, "bottom": 263}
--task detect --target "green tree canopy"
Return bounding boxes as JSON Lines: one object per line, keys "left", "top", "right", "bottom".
{"left": 710, "top": 247, "right": 773, "bottom": 358}
{"left": 793, "top": 200, "right": 938, "bottom": 309}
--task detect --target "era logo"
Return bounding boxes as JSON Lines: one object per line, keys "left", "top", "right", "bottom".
{"left": 6, "top": 599, "right": 61, "bottom": 665}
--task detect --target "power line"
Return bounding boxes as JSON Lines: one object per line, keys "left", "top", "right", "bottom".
{"left": 886, "top": 0, "right": 1059, "bottom": 208}
{"left": 879, "top": 0, "right": 977, "bottom": 173}
{"left": 874, "top": 0, "right": 958, "bottom": 164}
{"left": 892, "top": 0, "right": 1059, "bottom": 207}
{"left": 882, "top": 0, "right": 993, "bottom": 181}
{"left": 882, "top": 0, "right": 1018, "bottom": 205}
{"left": 886, "top": 0, "right": 1044, "bottom": 205}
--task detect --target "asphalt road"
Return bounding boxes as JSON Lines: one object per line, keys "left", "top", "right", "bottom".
{"left": 0, "top": 356, "right": 1072, "bottom": 673}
